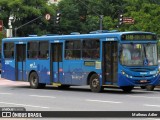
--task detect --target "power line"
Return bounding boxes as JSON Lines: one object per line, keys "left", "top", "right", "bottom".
{"left": 77, "top": 0, "right": 104, "bottom": 30}
{"left": 77, "top": 0, "right": 99, "bottom": 16}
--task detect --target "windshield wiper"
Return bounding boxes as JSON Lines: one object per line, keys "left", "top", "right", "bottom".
{"left": 143, "top": 45, "right": 149, "bottom": 65}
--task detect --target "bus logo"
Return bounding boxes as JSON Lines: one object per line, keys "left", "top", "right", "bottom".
{"left": 30, "top": 62, "right": 37, "bottom": 68}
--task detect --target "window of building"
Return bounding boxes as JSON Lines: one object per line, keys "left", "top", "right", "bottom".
{"left": 3, "top": 42, "right": 14, "bottom": 59}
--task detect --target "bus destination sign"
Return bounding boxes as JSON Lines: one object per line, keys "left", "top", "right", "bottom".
{"left": 121, "top": 34, "right": 157, "bottom": 41}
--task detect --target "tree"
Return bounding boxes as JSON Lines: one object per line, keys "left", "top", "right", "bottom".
{"left": 58, "top": 0, "right": 125, "bottom": 34}
{"left": 0, "top": 0, "right": 160, "bottom": 36}
{"left": 120, "top": 0, "right": 160, "bottom": 35}
{"left": 0, "top": 0, "right": 56, "bottom": 36}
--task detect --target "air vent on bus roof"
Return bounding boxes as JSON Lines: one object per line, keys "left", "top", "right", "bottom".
{"left": 28, "top": 35, "right": 37, "bottom": 37}
{"left": 46, "top": 34, "right": 59, "bottom": 36}
{"left": 90, "top": 30, "right": 118, "bottom": 34}
{"left": 70, "top": 32, "right": 80, "bottom": 35}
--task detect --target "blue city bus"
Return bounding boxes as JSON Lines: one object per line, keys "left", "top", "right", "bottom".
{"left": 1, "top": 31, "right": 159, "bottom": 92}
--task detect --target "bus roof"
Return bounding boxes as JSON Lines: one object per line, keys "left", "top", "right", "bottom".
{"left": 2, "top": 31, "right": 156, "bottom": 42}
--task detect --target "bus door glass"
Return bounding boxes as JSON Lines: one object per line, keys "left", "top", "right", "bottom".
{"left": 16, "top": 44, "right": 26, "bottom": 81}
{"left": 50, "top": 43, "right": 63, "bottom": 83}
{"left": 103, "top": 41, "right": 118, "bottom": 84}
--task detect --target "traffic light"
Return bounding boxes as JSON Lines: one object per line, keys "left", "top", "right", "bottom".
{"left": 118, "top": 13, "right": 123, "bottom": 25}
{"left": 55, "top": 12, "right": 61, "bottom": 24}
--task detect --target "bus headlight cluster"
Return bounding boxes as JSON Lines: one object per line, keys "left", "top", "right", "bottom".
{"left": 153, "top": 71, "right": 159, "bottom": 77}
{"left": 121, "top": 71, "right": 133, "bottom": 78}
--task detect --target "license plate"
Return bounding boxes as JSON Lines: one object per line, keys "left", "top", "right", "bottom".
{"left": 140, "top": 80, "right": 147, "bottom": 83}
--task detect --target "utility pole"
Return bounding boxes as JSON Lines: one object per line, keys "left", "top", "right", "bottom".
{"left": 78, "top": 0, "right": 104, "bottom": 31}
{"left": 99, "top": 15, "right": 104, "bottom": 31}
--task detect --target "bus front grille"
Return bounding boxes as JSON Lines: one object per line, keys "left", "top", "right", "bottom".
{"left": 129, "top": 68, "right": 155, "bottom": 72}
{"left": 135, "top": 80, "right": 151, "bottom": 84}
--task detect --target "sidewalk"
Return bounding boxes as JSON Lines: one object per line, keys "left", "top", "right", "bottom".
{"left": 0, "top": 77, "right": 29, "bottom": 86}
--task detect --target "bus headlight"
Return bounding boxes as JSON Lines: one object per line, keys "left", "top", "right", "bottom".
{"left": 122, "top": 71, "right": 125, "bottom": 75}
{"left": 154, "top": 73, "right": 159, "bottom": 77}
{"left": 121, "top": 71, "right": 133, "bottom": 78}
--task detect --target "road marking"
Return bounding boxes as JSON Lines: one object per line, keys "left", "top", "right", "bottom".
{"left": 0, "top": 101, "right": 49, "bottom": 109}
{"left": 146, "top": 118, "right": 160, "bottom": 120}
{"left": 127, "top": 95, "right": 160, "bottom": 99}
{"left": 86, "top": 99, "right": 122, "bottom": 104}
{"left": 0, "top": 93, "right": 12, "bottom": 95}
{"left": 144, "top": 104, "right": 160, "bottom": 108}
{"left": 29, "top": 95, "right": 56, "bottom": 99}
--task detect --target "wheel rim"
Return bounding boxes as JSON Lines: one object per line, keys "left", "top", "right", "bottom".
{"left": 92, "top": 78, "right": 99, "bottom": 88}
{"left": 31, "top": 76, "right": 37, "bottom": 85}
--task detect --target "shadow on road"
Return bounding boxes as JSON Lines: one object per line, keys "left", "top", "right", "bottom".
{"left": 9, "top": 85, "right": 160, "bottom": 95}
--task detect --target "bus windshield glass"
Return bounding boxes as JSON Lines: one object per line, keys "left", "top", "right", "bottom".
{"left": 120, "top": 44, "right": 158, "bottom": 66}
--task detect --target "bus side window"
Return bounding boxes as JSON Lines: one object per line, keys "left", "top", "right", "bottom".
{"left": 3, "top": 42, "right": 14, "bottom": 59}
{"left": 39, "top": 41, "right": 49, "bottom": 59}
{"left": 65, "top": 40, "right": 81, "bottom": 60}
{"left": 27, "top": 42, "right": 39, "bottom": 59}
{"left": 46, "top": 50, "right": 49, "bottom": 58}
{"left": 65, "top": 50, "right": 72, "bottom": 59}
{"left": 82, "top": 39, "right": 100, "bottom": 60}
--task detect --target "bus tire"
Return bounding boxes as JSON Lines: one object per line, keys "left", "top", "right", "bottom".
{"left": 59, "top": 85, "right": 70, "bottom": 89}
{"left": 29, "top": 72, "right": 41, "bottom": 89}
{"left": 121, "top": 86, "right": 134, "bottom": 93}
{"left": 146, "top": 85, "right": 155, "bottom": 91}
{"left": 140, "top": 86, "right": 146, "bottom": 89}
{"left": 39, "top": 83, "right": 46, "bottom": 89}
{"left": 90, "top": 74, "right": 103, "bottom": 93}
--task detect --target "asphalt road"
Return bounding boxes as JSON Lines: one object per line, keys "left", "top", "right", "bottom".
{"left": 0, "top": 78, "right": 160, "bottom": 120}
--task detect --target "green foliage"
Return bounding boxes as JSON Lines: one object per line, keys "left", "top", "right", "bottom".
{"left": 0, "top": 0, "right": 160, "bottom": 36}
{"left": 121, "top": 0, "right": 160, "bottom": 34}
{"left": 58, "top": 0, "right": 126, "bottom": 34}
{"left": 0, "top": 0, "right": 56, "bottom": 36}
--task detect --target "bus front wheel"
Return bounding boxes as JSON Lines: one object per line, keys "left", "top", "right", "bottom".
{"left": 29, "top": 72, "right": 46, "bottom": 89}
{"left": 121, "top": 86, "right": 134, "bottom": 93}
{"left": 146, "top": 85, "right": 155, "bottom": 91}
{"left": 140, "top": 86, "right": 146, "bottom": 89}
{"left": 90, "top": 74, "right": 103, "bottom": 93}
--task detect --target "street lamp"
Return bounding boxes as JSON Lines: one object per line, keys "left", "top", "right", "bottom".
{"left": 8, "top": 15, "right": 14, "bottom": 37}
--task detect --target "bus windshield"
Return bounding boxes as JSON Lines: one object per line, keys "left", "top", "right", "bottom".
{"left": 120, "top": 44, "right": 158, "bottom": 66}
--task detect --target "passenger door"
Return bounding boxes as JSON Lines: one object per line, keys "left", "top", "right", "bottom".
{"left": 102, "top": 41, "right": 118, "bottom": 85}
{"left": 15, "top": 44, "right": 26, "bottom": 81}
{"left": 50, "top": 43, "right": 63, "bottom": 84}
